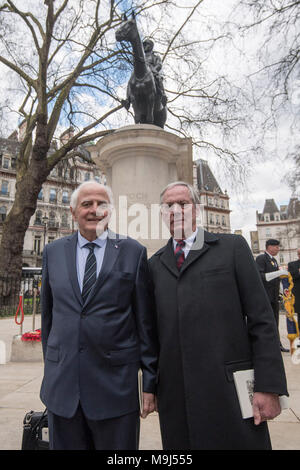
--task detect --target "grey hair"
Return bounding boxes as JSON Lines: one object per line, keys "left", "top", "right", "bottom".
{"left": 160, "top": 181, "right": 200, "bottom": 205}
{"left": 70, "top": 180, "right": 114, "bottom": 210}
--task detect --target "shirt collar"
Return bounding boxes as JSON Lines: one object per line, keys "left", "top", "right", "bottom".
{"left": 78, "top": 230, "right": 108, "bottom": 249}
{"left": 173, "top": 227, "right": 198, "bottom": 249}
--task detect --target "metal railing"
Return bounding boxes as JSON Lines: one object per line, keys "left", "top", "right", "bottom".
{"left": 0, "top": 268, "right": 42, "bottom": 318}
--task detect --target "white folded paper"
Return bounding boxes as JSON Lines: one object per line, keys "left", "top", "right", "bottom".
{"left": 233, "top": 369, "right": 289, "bottom": 419}
{"left": 265, "top": 269, "right": 289, "bottom": 282}
{"left": 138, "top": 368, "right": 143, "bottom": 414}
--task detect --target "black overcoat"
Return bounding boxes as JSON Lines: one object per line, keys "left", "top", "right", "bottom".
{"left": 149, "top": 231, "right": 288, "bottom": 450}
{"left": 288, "top": 259, "right": 300, "bottom": 315}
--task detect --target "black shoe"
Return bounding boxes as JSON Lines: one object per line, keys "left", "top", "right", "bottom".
{"left": 280, "top": 344, "right": 289, "bottom": 352}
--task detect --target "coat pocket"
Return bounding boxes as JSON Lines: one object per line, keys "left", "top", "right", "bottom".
{"left": 109, "top": 345, "right": 140, "bottom": 366}
{"left": 224, "top": 359, "right": 253, "bottom": 382}
{"left": 45, "top": 345, "right": 60, "bottom": 363}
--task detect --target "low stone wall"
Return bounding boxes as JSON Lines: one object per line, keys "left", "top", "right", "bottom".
{"left": 10, "top": 335, "right": 43, "bottom": 362}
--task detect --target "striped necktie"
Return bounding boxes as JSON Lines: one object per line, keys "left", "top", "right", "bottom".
{"left": 174, "top": 240, "right": 185, "bottom": 270}
{"left": 82, "top": 243, "right": 97, "bottom": 303}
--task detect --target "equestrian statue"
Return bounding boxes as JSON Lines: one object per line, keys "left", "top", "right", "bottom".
{"left": 115, "top": 13, "right": 167, "bottom": 129}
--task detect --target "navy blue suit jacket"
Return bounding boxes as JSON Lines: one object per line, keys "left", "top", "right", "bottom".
{"left": 40, "top": 231, "right": 158, "bottom": 420}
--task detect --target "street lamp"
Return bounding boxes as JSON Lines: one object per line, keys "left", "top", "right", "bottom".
{"left": 42, "top": 215, "right": 49, "bottom": 249}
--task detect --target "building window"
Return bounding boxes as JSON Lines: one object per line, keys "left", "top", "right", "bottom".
{"left": 61, "top": 213, "right": 69, "bottom": 227}
{"left": 0, "top": 206, "right": 7, "bottom": 221}
{"left": 3, "top": 158, "right": 9, "bottom": 169}
{"left": 216, "top": 215, "right": 220, "bottom": 225}
{"left": 1, "top": 180, "right": 9, "bottom": 195}
{"left": 37, "top": 189, "right": 43, "bottom": 200}
{"left": 209, "top": 213, "right": 214, "bottom": 224}
{"left": 62, "top": 191, "right": 69, "bottom": 204}
{"left": 85, "top": 172, "right": 90, "bottom": 181}
{"left": 34, "top": 210, "right": 42, "bottom": 225}
{"left": 34, "top": 236, "right": 41, "bottom": 255}
{"left": 279, "top": 254, "right": 284, "bottom": 264}
{"left": 49, "top": 188, "right": 57, "bottom": 203}
{"left": 222, "top": 215, "right": 226, "bottom": 226}
{"left": 11, "top": 157, "right": 16, "bottom": 169}
{"left": 49, "top": 211, "right": 56, "bottom": 228}
{"left": 266, "top": 228, "right": 271, "bottom": 237}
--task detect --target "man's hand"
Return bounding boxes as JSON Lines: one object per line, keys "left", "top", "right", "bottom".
{"left": 252, "top": 392, "right": 281, "bottom": 425}
{"left": 141, "top": 392, "right": 156, "bottom": 419}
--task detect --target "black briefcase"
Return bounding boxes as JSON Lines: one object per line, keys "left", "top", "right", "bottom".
{"left": 21, "top": 409, "right": 49, "bottom": 450}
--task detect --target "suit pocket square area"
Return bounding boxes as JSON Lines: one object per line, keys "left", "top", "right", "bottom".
{"left": 45, "top": 346, "right": 60, "bottom": 363}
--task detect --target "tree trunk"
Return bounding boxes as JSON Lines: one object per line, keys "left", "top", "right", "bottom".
{"left": 0, "top": 157, "right": 50, "bottom": 306}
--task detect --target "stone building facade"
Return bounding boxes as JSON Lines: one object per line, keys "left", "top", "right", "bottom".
{"left": 252, "top": 197, "right": 300, "bottom": 265}
{"left": 0, "top": 127, "right": 104, "bottom": 267}
{"left": 193, "top": 158, "right": 231, "bottom": 233}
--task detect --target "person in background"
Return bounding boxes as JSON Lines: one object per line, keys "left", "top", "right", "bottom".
{"left": 288, "top": 248, "right": 300, "bottom": 331}
{"left": 256, "top": 239, "right": 289, "bottom": 352}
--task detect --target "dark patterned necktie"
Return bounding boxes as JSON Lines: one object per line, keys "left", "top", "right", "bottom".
{"left": 174, "top": 240, "right": 185, "bottom": 270}
{"left": 271, "top": 257, "right": 278, "bottom": 268}
{"left": 82, "top": 243, "right": 97, "bottom": 303}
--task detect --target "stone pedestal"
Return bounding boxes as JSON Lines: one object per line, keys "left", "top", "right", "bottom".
{"left": 89, "top": 125, "right": 193, "bottom": 256}
{"left": 11, "top": 335, "right": 43, "bottom": 362}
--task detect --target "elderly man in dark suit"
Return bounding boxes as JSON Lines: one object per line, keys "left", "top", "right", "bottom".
{"left": 255, "top": 239, "right": 289, "bottom": 352}
{"left": 40, "top": 180, "right": 157, "bottom": 450}
{"left": 148, "top": 181, "right": 288, "bottom": 450}
{"left": 288, "top": 248, "right": 300, "bottom": 328}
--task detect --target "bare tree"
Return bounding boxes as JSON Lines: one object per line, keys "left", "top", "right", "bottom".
{"left": 228, "top": 0, "right": 300, "bottom": 189}
{"left": 0, "top": 0, "right": 252, "bottom": 290}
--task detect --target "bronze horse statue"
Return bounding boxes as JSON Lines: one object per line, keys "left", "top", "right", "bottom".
{"left": 115, "top": 14, "right": 167, "bottom": 129}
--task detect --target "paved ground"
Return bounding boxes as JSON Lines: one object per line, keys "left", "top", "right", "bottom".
{"left": 0, "top": 313, "right": 299, "bottom": 450}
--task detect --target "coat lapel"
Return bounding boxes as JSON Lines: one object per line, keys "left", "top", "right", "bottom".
{"left": 180, "top": 230, "right": 219, "bottom": 275}
{"left": 64, "top": 232, "right": 83, "bottom": 307}
{"left": 160, "top": 238, "right": 180, "bottom": 278}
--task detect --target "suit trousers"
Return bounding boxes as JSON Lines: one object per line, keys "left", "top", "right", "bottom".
{"left": 48, "top": 403, "right": 140, "bottom": 450}
{"left": 270, "top": 299, "right": 279, "bottom": 326}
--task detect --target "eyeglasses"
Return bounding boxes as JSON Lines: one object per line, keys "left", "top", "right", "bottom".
{"left": 81, "top": 201, "right": 111, "bottom": 211}
{"left": 160, "top": 202, "right": 194, "bottom": 213}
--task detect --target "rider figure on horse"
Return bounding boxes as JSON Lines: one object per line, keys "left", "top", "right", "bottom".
{"left": 143, "top": 38, "right": 167, "bottom": 107}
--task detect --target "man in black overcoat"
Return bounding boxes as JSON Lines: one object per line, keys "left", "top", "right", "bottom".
{"left": 288, "top": 248, "right": 300, "bottom": 328}
{"left": 148, "top": 181, "right": 288, "bottom": 450}
{"left": 255, "top": 239, "right": 289, "bottom": 352}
